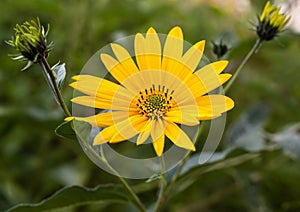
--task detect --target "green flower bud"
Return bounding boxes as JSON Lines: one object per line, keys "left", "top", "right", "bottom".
{"left": 6, "top": 18, "right": 53, "bottom": 70}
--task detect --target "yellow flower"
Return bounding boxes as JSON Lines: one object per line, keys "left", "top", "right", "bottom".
{"left": 68, "top": 26, "right": 234, "bottom": 156}
{"left": 257, "top": 1, "right": 290, "bottom": 41}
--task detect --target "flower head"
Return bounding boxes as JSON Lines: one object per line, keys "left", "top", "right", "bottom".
{"left": 69, "top": 26, "right": 234, "bottom": 156}
{"left": 212, "top": 40, "right": 229, "bottom": 59}
{"left": 256, "top": 1, "right": 290, "bottom": 41}
{"left": 6, "top": 18, "right": 53, "bottom": 70}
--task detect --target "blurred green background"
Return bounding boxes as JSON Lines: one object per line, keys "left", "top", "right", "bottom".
{"left": 1, "top": 0, "right": 300, "bottom": 211}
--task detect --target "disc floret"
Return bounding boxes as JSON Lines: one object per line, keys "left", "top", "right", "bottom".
{"left": 136, "top": 85, "right": 174, "bottom": 120}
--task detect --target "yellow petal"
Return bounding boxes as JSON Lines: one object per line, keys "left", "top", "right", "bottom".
{"left": 122, "top": 69, "right": 191, "bottom": 98}
{"left": 165, "top": 109, "right": 199, "bottom": 126}
{"left": 152, "top": 133, "right": 165, "bottom": 156}
{"left": 71, "top": 96, "right": 129, "bottom": 110}
{"left": 163, "top": 26, "right": 183, "bottom": 60}
{"left": 181, "top": 40, "right": 205, "bottom": 72}
{"left": 93, "top": 115, "right": 147, "bottom": 145}
{"left": 70, "top": 75, "right": 121, "bottom": 98}
{"left": 111, "top": 43, "right": 139, "bottom": 74}
{"left": 150, "top": 116, "right": 166, "bottom": 156}
{"left": 100, "top": 53, "right": 137, "bottom": 83}
{"left": 197, "top": 60, "right": 228, "bottom": 75}
{"left": 165, "top": 120, "right": 195, "bottom": 151}
{"left": 187, "top": 63, "right": 230, "bottom": 97}
{"left": 136, "top": 120, "right": 152, "bottom": 145}
{"left": 64, "top": 117, "right": 74, "bottom": 122}
{"left": 162, "top": 28, "right": 205, "bottom": 80}
{"left": 219, "top": 73, "right": 231, "bottom": 85}
{"left": 71, "top": 96, "right": 112, "bottom": 110}
{"left": 185, "top": 73, "right": 231, "bottom": 99}
{"left": 72, "top": 112, "right": 113, "bottom": 127}
{"left": 151, "top": 118, "right": 165, "bottom": 141}
{"left": 260, "top": 1, "right": 271, "bottom": 21}
{"left": 111, "top": 115, "right": 148, "bottom": 143}
{"left": 196, "top": 95, "right": 234, "bottom": 119}
{"left": 71, "top": 111, "right": 130, "bottom": 128}
{"left": 134, "top": 28, "right": 161, "bottom": 71}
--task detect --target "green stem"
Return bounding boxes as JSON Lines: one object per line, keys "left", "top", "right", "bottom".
{"left": 154, "top": 157, "right": 167, "bottom": 212}
{"left": 99, "top": 146, "right": 146, "bottom": 212}
{"left": 155, "top": 122, "right": 205, "bottom": 211}
{"left": 154, "top": 38, "right": 263, "bottom": 211}
{"left": 224, "top": 39, "right": 262, "bottom": 93}
{"left": 117, "top": 175, "right": 146, "bottom": 212}
{"left": 39, "top": 56, "right": 71, "bottom": 117}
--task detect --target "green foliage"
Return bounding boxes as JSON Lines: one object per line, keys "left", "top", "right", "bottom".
{"left": 1, "top": 0, "right": 300, "bottom": 211}
{"left": 8, "top": 185, "right": 131, "bottom": 212}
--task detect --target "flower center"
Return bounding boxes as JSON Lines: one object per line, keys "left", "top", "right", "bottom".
{"left": 136, "top": 85, "right": 173, "bottom": 120}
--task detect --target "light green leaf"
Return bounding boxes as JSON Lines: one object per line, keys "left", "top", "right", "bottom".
{"left": 7, "top": 184, "right": 131, "bottom": 212}
{"left": 225, "top": 104, "right": 270, "bottom": 151}
{"left": 271, "top": 123, "right": 300, "bottom": 160}
{"left": 52, "top": 63, "right": 66, "bottom": 89}
{"left": 174, "top": 149, "right": 261, "bottom": 197}
{"left": 180, "top": 150, "right": 231, "bottom": 176}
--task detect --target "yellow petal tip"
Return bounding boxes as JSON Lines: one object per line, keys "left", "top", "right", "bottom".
{"left": 213, "top": 60, "right": 229, "bottom": 73}
{"left": 72, "top": 75, "right": 80, "bottom": 80}
{"left": 156, "top": 152, "right": 163, "bottom": 157}
{"left": 147, "top": 27, "right": 156, "bottom": 34}
{"left": 191, "top": 145, "right": 196, "bottom": 151}
{"left": 69, "top": 82, "right": 77, "bottom": 88}
{"left": 168, "top": 26, "right": 183, "bottom": 39}
{"left": 64, "top": 117, "right": 74, "bottom": 122}
{"left": 194, "top": 40, "right": 206, "bottom": 52}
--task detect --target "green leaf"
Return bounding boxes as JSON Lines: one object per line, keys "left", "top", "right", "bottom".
{"left": 7, "top": 184, "right": 131, "bottom": 212}
{"left": 52, "top": 63, "right": 66, "bottom": 89}
{"left": 55, "top": 121, "right": 77, "bottom": 141}
{"left": 271, "top": 123, "right": 300, "bottom": 160}
{"left": 180, "top": 150, "right": 232, "bottom": 176}
{"left": 225, "top": 104, "right": 270, "bottom": 151}
{"left": 174, "top": 149, "right": 261, "bottom": 197}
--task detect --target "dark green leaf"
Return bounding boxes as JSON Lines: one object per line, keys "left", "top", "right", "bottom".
{"left": 7, "top": 184, "right": 131, "bottom": 212}
{"left": 55, "top": 121, "right": 77, "bottom": 141}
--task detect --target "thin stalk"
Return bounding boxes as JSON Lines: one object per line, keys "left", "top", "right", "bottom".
{"left": 154, "top": 157, "right": 167, "bottom": 212}
{"left": 155, "top": 37, "right": 263, "bottom": 212}
{"left": 99, "top": 146, "right": 146, "bottom": 212}
{"left": 117, "top": 175, "right": 146, "bottom": 212}
{"left": 224, "top": 39, "right": 262, "bottom": 93}
{"left": 38, "top": 56, "right": 71, "bottom": 117}
{"left": 155, "top": 122, "right": 205, "bottom": 211}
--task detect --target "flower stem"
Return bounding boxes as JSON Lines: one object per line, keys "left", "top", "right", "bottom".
{"left": 116, "top": 175, "right": 146, "bottom": 212}
{"left": 154, "top": 157, "right": 167, "bottom": 212}
{"left": 99, "top": 146, "right": 146, "bottom": 212}
{"left": 224, "top": 39, "right": 262, "bottom": 93}
{"left": 155, "top": 37, "right": 263, "bottom": 212}
{"left": 155, "top": 122, "right": 205, "bottom": 211}
{"left": 38, "top": 56, "right": 71, "bottom": 117}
